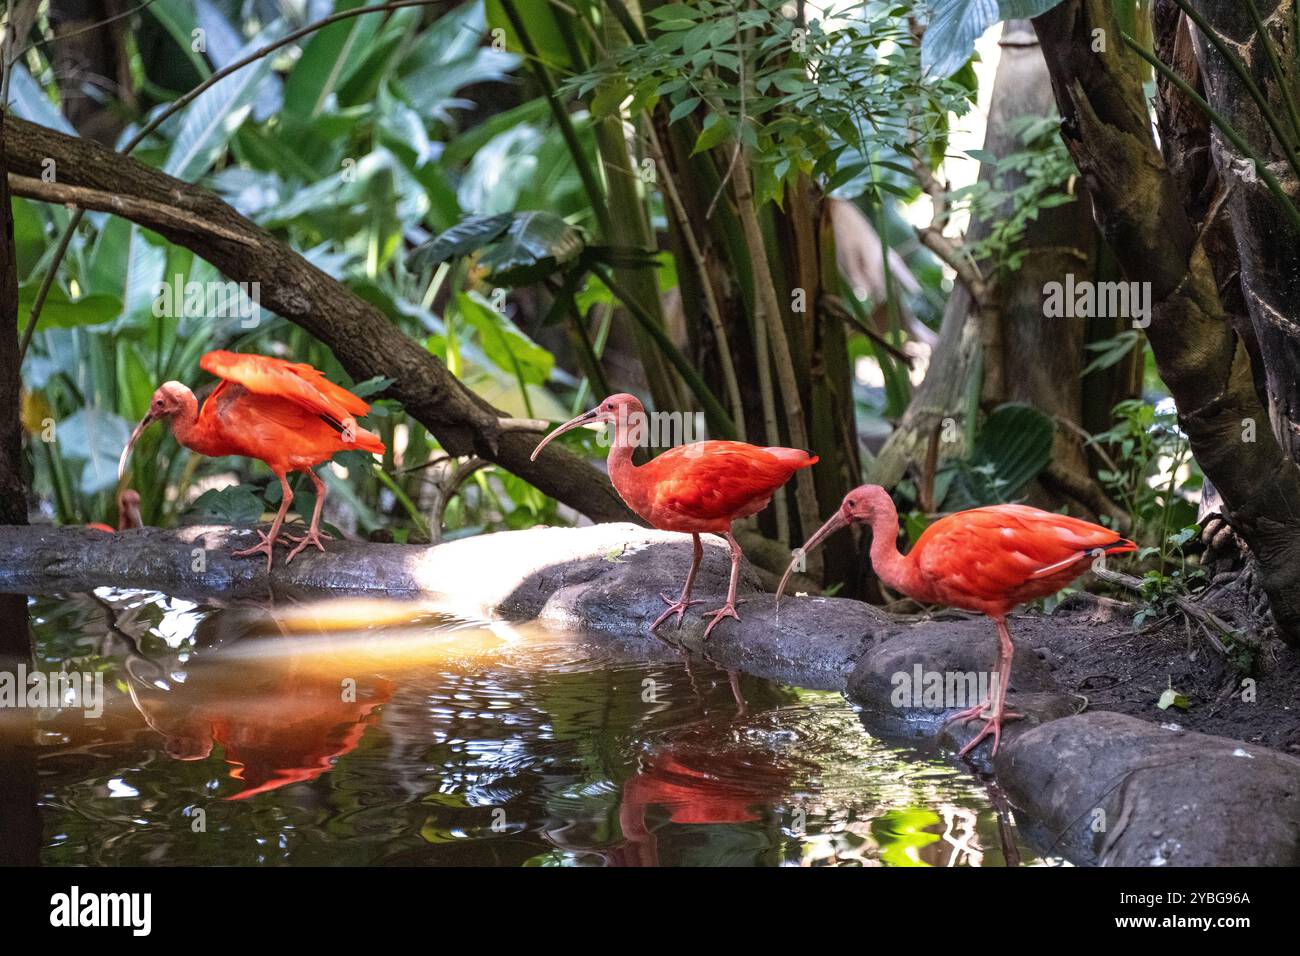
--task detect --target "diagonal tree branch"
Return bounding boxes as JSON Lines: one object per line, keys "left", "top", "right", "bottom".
{"left": 7, "top": 116, "right": 639, "bottom": 527}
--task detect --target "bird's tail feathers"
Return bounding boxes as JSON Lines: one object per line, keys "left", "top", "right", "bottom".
{"left": 763, "top": 447, "right": 819, "bottom": 470}
{"left": 347, "top": 424, "right": 386, "bottom": 455}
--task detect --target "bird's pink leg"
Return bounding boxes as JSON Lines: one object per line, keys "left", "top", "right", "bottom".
{"left": 957, "top": 617, "right": 1024, "bottom": 758}
{"left": 232, "top": 473, "right": 293, "bottom": 572}
{"left": 285, "top": 470, "right": 334, "bottom": 564}
{"left": 652, "top": 533, "right": 704, "bottom": 630}
{"left": 702, "top": 531, "right": 744, "bottom": 639}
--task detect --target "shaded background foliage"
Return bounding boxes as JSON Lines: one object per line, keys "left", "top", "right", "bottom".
{"left": 8, "top": 0, "right": 1288, "bottom": 637}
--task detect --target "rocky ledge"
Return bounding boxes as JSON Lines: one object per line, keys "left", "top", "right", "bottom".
{"left": 1, "top": 521, "right": 1296, "bottom": 865}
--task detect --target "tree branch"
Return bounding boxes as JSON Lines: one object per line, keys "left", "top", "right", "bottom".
{"left": 7, "top": 116, "right": 639, "bottom": 527}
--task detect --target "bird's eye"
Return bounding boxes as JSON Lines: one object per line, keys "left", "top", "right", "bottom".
{"left": 847, "top": 498, "right": 856, "bottom": 508}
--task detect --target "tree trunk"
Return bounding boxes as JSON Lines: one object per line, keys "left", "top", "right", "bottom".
{"left": 1185, "top": 0, "right": 1300, "bottom": 460}
{"left": 1034, "top": 0, "right": 1300, "bottom": 644}
{"left": 0, "top": 109, "right": 27, "bottom": 525}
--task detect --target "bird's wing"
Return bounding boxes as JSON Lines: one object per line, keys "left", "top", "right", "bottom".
{"left": 911, "top": 505, "right": 1131, "bottom": 595}
{"left": 646, "top": 442, "right": 813, "bottom": 521}
{"left": 200, "top": 351, "right": 370, "bottom": 427}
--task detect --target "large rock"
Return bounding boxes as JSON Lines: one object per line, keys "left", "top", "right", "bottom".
{"left": 845, "top": 621, "right": 1078, "bottom": 772}
{"left": 995, "top": 711, "right": 1300, "bottom": 866}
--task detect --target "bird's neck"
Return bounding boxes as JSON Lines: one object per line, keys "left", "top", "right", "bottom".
{"left": 606, "top": 419, "right": 639, "bottom": 491}
{"left": 866, "top": 502, "right": 915, "bottom": 596}
{"left": 167, "top": 390, "right": 204, "bottom": 451}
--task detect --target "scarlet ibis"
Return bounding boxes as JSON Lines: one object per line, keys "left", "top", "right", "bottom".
{"left": 87, "top": 488, "right": 142, "bottom": 532}
{"left": 531, "top": 393, "right": 817, "bottom": 637}
{"left": 118, "top": 351, "right": 386, "bottom": 570}
{"left": 778, "top": 484, "right": 1135, "bottom": 757}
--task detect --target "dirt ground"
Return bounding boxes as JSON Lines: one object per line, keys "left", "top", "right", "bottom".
{"left": 1015, "top": 582, "right": 1300, "bottom": 757}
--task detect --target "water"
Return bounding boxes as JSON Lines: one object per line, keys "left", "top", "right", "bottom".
{"left": 0, "top": 591, "right": 1057, "bottom": 866}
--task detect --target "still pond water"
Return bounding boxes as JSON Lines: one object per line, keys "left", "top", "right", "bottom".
{"left": 3, "top": 590, "right": 1059, "bottom": 866}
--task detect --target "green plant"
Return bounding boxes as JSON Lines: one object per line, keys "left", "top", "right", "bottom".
{"left": 954, "top": 114, "right": 1078, "bottom": 271}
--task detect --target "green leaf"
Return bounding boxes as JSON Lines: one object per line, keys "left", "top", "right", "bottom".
{"left": 7, "top": 65, "right": 78, "bottom": 136}
{"left": 162, "top": 19, "right": 287, "bottom": 182}
{"left": 409, "top": 213, "right": 514, "bottom": 271}
{"left": 56, "top": 409, "right": 133, "bottom": 495}
{"left": 350, "top": 376, "right": 395, "bottom": 399}
{"left": 922, "top": 0, "right": 998, "bottom": 80}
{"left": 668, "top": 96, "right": 701, "bottom": 123}
{"left": 691, "top": 112, "right": 732, "bottom": 155}
{"left": 18, "top": 284, "right": 121, "bottom": 330}
{"left": 456, "top": 290, "right": 553, "bottom": 392}
{"left": 188, "top": 486, "right": 266, "bottom": 525}
{"left": 1082, "top": 330, "right": 1140, "bottom": 376}
{"left": 283, "top": 0, "right": 384, "bottom": 119}
{"left": 477, "top": 211, "right": 585, "bottom": 285}
{"left": 944, "top": 403, "right": 1055, "bottom": 508}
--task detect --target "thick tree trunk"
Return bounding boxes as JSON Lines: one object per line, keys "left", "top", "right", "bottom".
{"left": 0, "top": 109, "right": 27, "bottom": 525}
{"left": 5, "top": 116, "right": 639, "bottom": 528}
{"left": 1034, "top": 0, "right": 1300, "bottom": 644}
{"left": 1186, "top": 0, "right": 1300, "bottom": 460}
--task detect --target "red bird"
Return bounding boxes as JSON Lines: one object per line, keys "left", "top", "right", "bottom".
{"left": 531, "top": 393, "right": 817, "bottom": 637}
{"left": 87, "top": 488, "right": 142, "bottom": 532}
{"left": 779, "top": 484, "right": 1135, "bottom": 756}
{"left": 118, "top": 351, "right": 386, "bottom": 569}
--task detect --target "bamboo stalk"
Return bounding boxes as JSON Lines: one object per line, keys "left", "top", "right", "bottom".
{"left": 643, "top": 121, "right": 747, "bottom": 438}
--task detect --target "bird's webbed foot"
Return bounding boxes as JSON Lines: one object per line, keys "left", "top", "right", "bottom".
{"left": 231, "top": 530, "right": 279, "bottom": 572}
{"left": 651, "top": 592, "right": 704, "bottom": 631}
{"left": 284, "top": 527, "right": 333, "bottom": 564}
{"left": 955, "top": 708, "right": 1025, "bottom": 758}
{"left": 701, "top": 601, "right": 742, "bottom": 639}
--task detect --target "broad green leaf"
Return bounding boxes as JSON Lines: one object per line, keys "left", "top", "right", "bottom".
{"left": 922, "top": 0, "right": 998, "bottom": 80}
{"left": 188, "top": 486, "right": 266, "bottom": 524}
{"left": 162, "top": 19, "right": 287, "bottom": 182}
{"left": 477, "top": 211, "right": 585, "bottom": 285}
{"left": 284, "top": 0, "right": 384, "bottom": 119}
{"left": 11, "top": 199, "right": 47, "bottom": 281}
{"left": 485, "top": 0, "right": 575, "bottom": 70}
{"left": 943, "top": 403, "right": 1055, "bottom": 508}
{"left": 18, "top": 284, "right": 122, "bottom": 330}
{"left": 456, "top": 291, "right": 553, "bottom": 387}
{"left": 7, "top": 65, "right": 78, "bottom": 135}
{"left": 408, "top": 214, "right": 513, "bottom": 272}
{"left": 57, "top": 408, "right": 133, "bottom": 495}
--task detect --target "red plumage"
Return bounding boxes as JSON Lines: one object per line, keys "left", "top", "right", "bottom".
{"left": 908, "top": 504, "right": 1136, "bottom": 615}
{"left": 782, "top": 486, "right": 1136, "bottom": 758}
{"left": 630, "top": 441, "right": 818, "bottom": 532}
{"left": 531, "top": 394, "right": 816, "bottom": 637}
{"left": 120, "top": 351, "right": 386, "bottom": 570}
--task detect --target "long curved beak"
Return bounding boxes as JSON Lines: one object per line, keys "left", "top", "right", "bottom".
{"left": 118, "top": 412, "right": 156, "bottom": 482}
{"left": 529, "top": 408, "right": 600, "bottom": 462}
{"left": 776, "top": 508, "right": 851, "bottom": 607}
